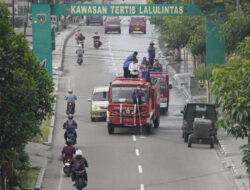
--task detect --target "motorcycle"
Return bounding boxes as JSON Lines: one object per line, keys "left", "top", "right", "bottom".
{"left": 75, "top": 170, "right": 88, "bottom": 190}
{"left": 63, "top": 158, "right": 72, "bottom": 177}
{"left": 93, "top": 38, "right": 102, "bottom": 49}
{"left": 77, "top": 54, "right": 83, "bottom": 65}
{"left": 66, "top": 130, "right": 76, "bottom": 145}
{"left": 67, "top": 102, "right": 75, "bottom": 114}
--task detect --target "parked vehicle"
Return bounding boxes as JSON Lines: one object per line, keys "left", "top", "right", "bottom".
{"left": 148, "top": 72, "right": 172, "bottom": 114}
{"left": 129, "top": 17, "right": 146, "bottom": 34}
{"left": 181, "top": 103, "right": 217, "bottom": 143}
{"left": 88, "top": 86, "right": 109, "bottom": 122}
{"left": 107, "top": 77, "right": 161, "bottom": 134}
{"left": 86, "top": 15, "right": 103, "bottom": 25}
{"left": 187, "top": 118, "right": 216, "bottom": 148}
{"left": 104, "top": 16, "right": 121, "bottom": 34}
{"left": 63, "top": 158, "right": 72, "bottom": 177}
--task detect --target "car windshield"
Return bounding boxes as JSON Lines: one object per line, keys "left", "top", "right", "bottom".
{"left": 152, "top": 77, "right": 166, "bottom": 93}
{"left": 111, "top": 85, "right": 148, "bottom": 103}
{"left": 131, "top": 17, "right": 145, "bottom": 22}
{"left": 184, "top": 104, "right": 217, "bottom": 121}
{"left": 107, "top": 17, "right": 120, "bottom": 22}
{"left": 93, "top": 91, "right": 108, "bottom": 101}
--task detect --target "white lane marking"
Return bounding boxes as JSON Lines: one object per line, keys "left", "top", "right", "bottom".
{"left": 138, "top": 165, "right": 143, "bottom": 174}
{"left": 132, "top": 135, "right": 136, "bottom": 141}
{"left": 57, "top": 168, "right": 64, "bottom": 190}
{"left": 135, "top": 149, "right": 140, "bottom": 156}
{"left": 140, "top": 184, "right": 145, "bottom": 190}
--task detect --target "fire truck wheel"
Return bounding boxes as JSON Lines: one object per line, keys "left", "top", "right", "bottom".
{"left": 145, "top": 124, "right": 151, "bottom": 134}
{"left": 154, "top": 108, "right": 160, "bottom": 128}
{"left": 108, "top": 124, "right": 114, "bottom": 134}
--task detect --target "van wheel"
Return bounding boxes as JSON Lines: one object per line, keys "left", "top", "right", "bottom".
{"left": 118, "top": 29, "right": 121, "bottom": 34}
{"left": 129, "top": 30, "right": 132, "bottom": 34}
{"left": 105, "top": 30, "right": 108, "bottom": 34}
{"left": 210, "top": 136, "right": 215, "bottom": 149}
{"left": 108, "top": 124, "right": 114, "bottom": 134}
{"left": 153, "top": 108, "right": 160, "bottom": 128}
{"left": 184, "top": 133, "right": 189, "bottom": 143}
{"left": 144, "top": 30, "right": 146, "bottom": 34}
{"left": 188, "top": 136, "right": 192, "bottom": 148}
{"left": 145, "top": 124, "right": 151, "bottom": 135}
{"left": 91, "top": 117, "right": 95, "bottom": 122}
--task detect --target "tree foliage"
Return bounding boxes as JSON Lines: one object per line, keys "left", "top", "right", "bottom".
{"left": 0, "top": 1, "right": 55, "bottom": 184}
{"left": 211, "top": 36, "right": 250, "bottom": 173}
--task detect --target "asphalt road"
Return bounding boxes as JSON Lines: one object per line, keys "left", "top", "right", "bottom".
{"left": 42, "top": 7, "right": 237, "bottom": 190}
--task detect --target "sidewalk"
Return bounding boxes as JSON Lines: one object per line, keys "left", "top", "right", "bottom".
{"left": 20, "top": 23, "right": 78, "bottom": 190}
{"left": 159, "top": 43, "right": 249, "bottom": 190}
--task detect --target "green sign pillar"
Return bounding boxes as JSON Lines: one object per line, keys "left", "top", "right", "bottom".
{"left": 32, "top": 4, "right": 52, "bottom": 77}
{"left": 206, "top": 16, "right": 225, "bottom": 65}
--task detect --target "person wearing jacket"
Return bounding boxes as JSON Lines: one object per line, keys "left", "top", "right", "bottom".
{"left": 152, "top": 59, "right": 163, "bottom": 72}
{"left": 61, "top": 142, "right": 76, "bottom": 163}
{"left": 71, "top": 150, "right": 88, "bottom": 186}
{"left": 148, "top": 42, "right": 155, "bottom": 68}
{"left": 141, "top": 66, "right": 151, "bottom": 82}
{"left": 123, "top": 51, "right": 138, "bottom": 78}
{"left": 63, "top": 114, "right": 78, "bottom": 142}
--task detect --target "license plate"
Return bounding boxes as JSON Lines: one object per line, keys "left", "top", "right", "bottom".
{"left": 135, "top": 28, "right": 140, "bottom": 30}
{"left": 123, "top": 118, "right": 133, "bottom": 123}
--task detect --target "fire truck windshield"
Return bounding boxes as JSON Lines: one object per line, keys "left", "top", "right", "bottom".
{"left": 152, "top": 77, "right": 166, "bottom": 94}
{"left": 111, "top": 85, "right": 148, "bottom": 103}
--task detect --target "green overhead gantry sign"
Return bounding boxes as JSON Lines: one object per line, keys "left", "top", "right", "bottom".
{"left": 32, "top": 4, "right": 225, "bottom": 77}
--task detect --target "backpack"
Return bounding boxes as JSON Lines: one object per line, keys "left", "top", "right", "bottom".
{"left": 66, "top": 120, "right": 76, "bottom": 129}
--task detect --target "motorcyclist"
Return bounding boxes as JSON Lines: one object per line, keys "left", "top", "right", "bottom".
{"left": 75, "top": 28, "right": 80, "bottom": 42}
{"left": 152, "top": 59, "right": 163, "bottom": 72}
{"left": 61, "top": 142, "right": 76, "bottom": 163}
{"left": 76, "top": 44, "right": 84, "bottom": 64}
{"left": 71, "top": 149, "right": 88, "bottom": 186}
{"left": 63, "top": 114, "right": 78, "bottom": 143}
{"left": 65, "top": 89, "right": 77, "bottom": 113}
{"left": 92, "top": 31, "right": 102, "bottom": 47}
{"left": 77, "top": 33, "right": 85, "bottom": 48}
{"left": 148, "top": 42, "right": 155, "bottom": 68}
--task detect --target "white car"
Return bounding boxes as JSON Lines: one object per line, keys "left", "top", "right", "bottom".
{"left": 88, "top": 86, "right": 109, "bottom": 122}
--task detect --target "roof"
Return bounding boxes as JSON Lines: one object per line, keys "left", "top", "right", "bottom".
{"left": 112, "top": 78, "right": 150, "bottom": 86}
{"left": 150, "top": 72, "right": 168, "bottom": 77}
{"left": 93, "top": 86, "right": 109, "bottom": 93}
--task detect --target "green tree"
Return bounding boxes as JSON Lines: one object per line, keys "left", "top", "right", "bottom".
{"left": 220, "top": 14, "right": 250, "bottom": 54}
{"left": 0, "top": 2, "right": 54, "bottom": 188}
{"left": 211, "top": 36, "right": 250, "bottom": 174}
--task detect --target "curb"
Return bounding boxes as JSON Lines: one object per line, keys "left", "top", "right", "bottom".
{"left": 35, "top": 167, "right": 45, "bottom": 190}
{"left": 36, "top": 25, "right": 78, "bottom": 190}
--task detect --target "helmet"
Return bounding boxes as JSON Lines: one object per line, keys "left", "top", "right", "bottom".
{"left": 75, "top": 149, "right": 83, "bottom": 157}
{"left": 150, "top": 42, "right": 154, "bottom": 45}
{"left": 76, "top": 28, "right": 80, "bottom": 32}
{"left": 95, "top": 31, "right": 98, "bottom": 34}
{"left": 68, "top": 89, "right": 73, "bottom": 93}
{"left": 68, "top": 114, "right": 74, "bottom": 119}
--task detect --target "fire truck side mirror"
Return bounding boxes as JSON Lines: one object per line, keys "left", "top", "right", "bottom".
{"left": 169, "top": 84, "right": 172, "bottom": 89}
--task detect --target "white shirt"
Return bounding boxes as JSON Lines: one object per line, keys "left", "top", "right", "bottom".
{"left": 129, "top": 62, "right": 139, "bottom": 75}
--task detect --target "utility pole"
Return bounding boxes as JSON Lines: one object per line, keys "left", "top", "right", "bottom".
{"left": 12, "top": 0, "right": 15, "bottom": 26}
{"left": 236, "top": 0, "right": 240, "bottom": 14}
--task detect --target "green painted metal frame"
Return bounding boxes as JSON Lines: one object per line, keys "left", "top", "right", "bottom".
{"left": 32, "top": 3, "right": 225, "bottom": 77}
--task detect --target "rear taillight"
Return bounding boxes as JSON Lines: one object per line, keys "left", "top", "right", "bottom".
{"left": 68, "top": 102, "right": 72, "bottom": 106}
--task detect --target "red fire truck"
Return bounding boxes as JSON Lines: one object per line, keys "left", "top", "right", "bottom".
{"left": 107, "top": 77, "right": 161, "bottom": 134}
{"left": 149, "top": 72, "right": 172, "bottom": 114}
